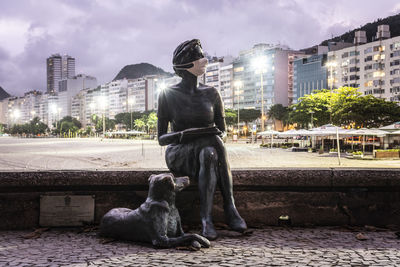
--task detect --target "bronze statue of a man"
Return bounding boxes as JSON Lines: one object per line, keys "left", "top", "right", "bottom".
{"left": 157, "top": 39, "right": 247, "bottom": 240}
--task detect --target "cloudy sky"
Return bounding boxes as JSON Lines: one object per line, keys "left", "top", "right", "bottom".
{"left": 1, "top": 0, "right": 400, "bottom": 96}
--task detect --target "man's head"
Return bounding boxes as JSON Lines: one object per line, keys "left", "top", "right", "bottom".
{"left": 173, "top": 39, "right": 208, "bottom": 77}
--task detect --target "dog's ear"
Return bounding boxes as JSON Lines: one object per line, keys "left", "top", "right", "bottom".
{"left": 148, "top": 174, "right": 157, "bottom": 183}
{"left": 161, "top": 175, "right": 175, "bottom": 191}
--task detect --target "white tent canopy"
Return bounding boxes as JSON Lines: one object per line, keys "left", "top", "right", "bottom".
{"left": 258, "top": 130, "right": 280, "bottom": 136}
{"left": 308, "top": 124, "right": 352, "bottom": 137}
{"left": 347, "top": 128, "right": 387, "bottom": 137}
{"left": 379, "top": 122, "right": 400, "bottom": 130}
{"left": 108, "top": 130, "right": 146, "bottom": 135}
{"left": 276, "top": 129, "right": 299, "bottom": 137}
{"left": 387, "top": 129, "right": 400, "bottom": 135}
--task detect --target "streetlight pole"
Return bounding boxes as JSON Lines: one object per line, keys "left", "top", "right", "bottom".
{"left": 260, "top": 71, "right": 264, "bottom": 132}
{"left": 310, "top": 111, "right": 315, "bottom": 129}
{"left": 234, "top": 81, "right": 242, "bottom": 137}
{"left": 97, "top": 96, "right": 107, "bottom": 137}
{"left": 252, "top": 56, "right": 267, "bottom": 132}
{"left": 130, "top": 99, "right": 134, "bottom": 131}
{"left": 103, "top": 112, "right": 105, "bottom": 136}
{"left": 326, "top": 61, "right": 341, "bottom": 165}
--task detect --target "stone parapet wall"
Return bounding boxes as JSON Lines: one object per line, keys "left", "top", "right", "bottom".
{"left": 0, "top": 169, "right": 399, "bottom": 230}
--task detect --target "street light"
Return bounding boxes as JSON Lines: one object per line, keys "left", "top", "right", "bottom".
{"left": 12, "top": 109, "right": 20, "bottom": 125}
{"left": 97, "top": 96, "right": 107, "bottom": 136}
{"left": 128, "top": 97, "right": 135, "bottom": 130}
{"left": 50, "top": 104, "right": 59, "bottom": 129}
{"left": 325, "top": 61, "right": 341, "bottom": 165}
{"left": 326, "top": 61, "right": 337, "bottom": 123}
{"left": 309, "top": 111, "right": 315, "bottom": 129}
{"left": 233, "top": 80, "right": 243, "bottom": 137}
{"left": 158, "top": 82, "right": 167, "bottom": 92}
{"left": 252, "top": 56, "right": 268, "bottom": 132}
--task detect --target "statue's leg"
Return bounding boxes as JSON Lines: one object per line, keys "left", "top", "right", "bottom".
{"left": 215, "top": 138, "right": 247, "bottom": 232}
{"left": 198, "top": 146, "right": 218, "bottom": 240}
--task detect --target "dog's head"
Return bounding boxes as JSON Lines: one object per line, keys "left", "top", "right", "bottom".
{"left": 148, "top": 173, "right": 190, "bottom": 200}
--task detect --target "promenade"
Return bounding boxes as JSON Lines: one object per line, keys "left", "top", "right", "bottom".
{"left": 0, "top": 137, "right": 399, "bottom": 170}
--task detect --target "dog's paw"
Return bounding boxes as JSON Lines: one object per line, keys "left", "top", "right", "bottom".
{"left": 192, "top": 233, "right": 210, "bottom": 248}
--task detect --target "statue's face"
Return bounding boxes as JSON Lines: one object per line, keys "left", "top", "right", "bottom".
{"left": 191, "top": 45, "right": 204, "bottom": 61}
{"left": 187, "top": 45, "right": 208, "bottom": 77}
{"left": 187, "top": 57, "right": 208, "bottom": 77}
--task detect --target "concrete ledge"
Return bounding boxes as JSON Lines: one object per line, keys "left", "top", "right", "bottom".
{"left": 1, "top": 168, "right": 399, "bottom": 230}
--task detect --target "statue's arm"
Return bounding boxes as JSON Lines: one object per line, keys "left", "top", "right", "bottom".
{"left": 157, "top": 117, "right": 181, "bottom": 146}
{"left": 157, "top": 92, "right": 181, "bottom": 146}
{"left": 214, "top": 89, "right": 227, "bottom": 141}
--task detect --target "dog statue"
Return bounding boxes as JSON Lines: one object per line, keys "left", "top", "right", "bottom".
{"left": 99, "top": 173, "right": 210, "bottom": 249}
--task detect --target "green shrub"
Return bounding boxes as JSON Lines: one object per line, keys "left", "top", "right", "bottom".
{"left": 352, "top": 151, "right": 363, "bottom": 155}
{"left": 375, "top": 149, "right": 400, "bottom": 152}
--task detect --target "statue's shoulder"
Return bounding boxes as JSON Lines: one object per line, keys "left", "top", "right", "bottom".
{"left": 198, "top": 83, "right": 218, "bottom": 95}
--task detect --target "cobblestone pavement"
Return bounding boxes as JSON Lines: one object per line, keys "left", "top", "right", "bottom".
{"left": 1, "top": 227, "right": 400, "bottom": 266}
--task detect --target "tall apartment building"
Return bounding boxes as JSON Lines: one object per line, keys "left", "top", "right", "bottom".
{"left": 0, "top": 87, "right": 10, "bottom": 124}
{"left": 203, "top": 56, "right": 234, "bottom": 108}
{"left": 1, "top": 91, "right": 42, "bottom": 125}
{"left": 47, "top": 54, "right": 75, "bottom": 94}
{"left": 127, "top": 75, "right": 162, "bottom": 112}
{"left": 232, "top": 43, "right": 304, "bottom": 114}
{"left": 293, "top": 44, "right": 355, "bottom": 103}
{"left": 293, "top": 54, "right": 328, "bottom": 103}
{"left": 327, "top": 25, "right": 400, "bottom": 102}
{"left": 58, "top": 74, "right": 97, "bottom": 120}
{"left": 70, "top": 76, "right": 165, "bottom": 127}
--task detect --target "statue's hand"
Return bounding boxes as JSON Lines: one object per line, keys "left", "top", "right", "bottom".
{"left": 219, "top": 131, "right": 227, "bottom": 143}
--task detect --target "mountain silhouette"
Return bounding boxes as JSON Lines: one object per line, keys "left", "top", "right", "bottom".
{"left": 113, "top": 63, "right": 172, "bottom": 81}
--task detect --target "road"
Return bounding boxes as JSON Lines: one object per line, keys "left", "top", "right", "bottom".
{"left": 0, "top": 137, "right": 399, "bottom": 171}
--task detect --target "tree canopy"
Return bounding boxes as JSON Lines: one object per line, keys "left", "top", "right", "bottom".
{"left": 8, "top": 117, "right": 48, "bottom": 136}
{"left": 290, "top": 87, "right": 400, "bottom": 128}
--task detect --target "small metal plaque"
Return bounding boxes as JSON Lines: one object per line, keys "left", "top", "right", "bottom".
{"left": 40, "top": 195, "right": 95, "bottom": 227}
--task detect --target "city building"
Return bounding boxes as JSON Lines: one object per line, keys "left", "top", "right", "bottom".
{"left": 0, "top": 87, "right": 11, "bottom": 124}
{"left": 293, "top": 43, "right": 356, "bottom": 103}
{"left": 47, "top": 54, "right": 75, "bottom": 93}
{"left": 203, "top": 56, "right": 234, "bottom": 108}
{"left": 232, "top": 43, "right": 304, "bottom": 114}
{"left": 58, "top": 74, "right": 97, "bottom": 120}
{"left": 293, "top": 53, "right": 328, "bottom": 103}
{"left": 327, "top": 25, "right": 400, "bottom": 102}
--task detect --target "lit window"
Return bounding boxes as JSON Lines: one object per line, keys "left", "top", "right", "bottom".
{"left": 364, "top": 81, "right": 373, "bottom": 87}
{"left": 373, "top": 71, "right": 385, "bottom": 78}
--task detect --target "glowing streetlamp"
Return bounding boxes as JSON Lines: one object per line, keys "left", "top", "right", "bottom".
{"left": 233, "top": 80, "right": 243, "bottom": 137}
{"left": 158, "top": 82, "right": 167, "bottom": 92}
{"left": 12, "top": 109, "right": 20, "bottom": 124}
{"left": 252, "top": 56, "right": 268, "bottom": 132}
{"left": 30, "top": 110, "right": 36, "bottom": 120}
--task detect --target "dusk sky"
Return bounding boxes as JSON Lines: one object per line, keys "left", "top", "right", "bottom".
{"left": 1, "top": 0, "right": 400, "bottom": 96}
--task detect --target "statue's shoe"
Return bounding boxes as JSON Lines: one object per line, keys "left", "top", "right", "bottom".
{"left": 228, "top": 216, "right": 247, "bottom": 233}
{"left": 225, "top": 206, "right": 247, "bottom": 233}
{"left": 201, "top": 221, "right": 218, "bottom": 241}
